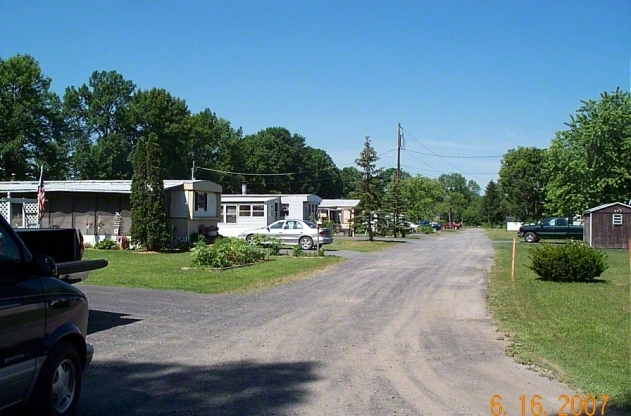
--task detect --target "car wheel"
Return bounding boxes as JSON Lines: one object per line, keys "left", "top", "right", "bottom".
{"left": 299, "top": 236, "right": 314, "bottom": 250}
{"left": 245, "top": 234, "right": 254, "bottom": 244}
{"left": 524, "top": 232, "right": 538, "bottom": 243}
{"left": 32, "top": 341, "right": 82, "bottom": 415}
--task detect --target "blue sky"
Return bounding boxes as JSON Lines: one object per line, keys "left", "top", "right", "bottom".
{"left": 2, "top": 1, "right": 629, "bottom": 187}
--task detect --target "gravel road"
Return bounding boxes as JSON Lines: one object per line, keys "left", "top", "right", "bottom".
{"left": 75, "top": 229, "right": 611, "bottom": 415}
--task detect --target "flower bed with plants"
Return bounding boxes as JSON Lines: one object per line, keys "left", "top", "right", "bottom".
{"left": 191, "top": 236, "right": 280, "bottom": 269}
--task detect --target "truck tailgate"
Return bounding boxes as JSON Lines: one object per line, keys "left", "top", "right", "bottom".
{"left": 57, "top": 259, "right": 108, "bottom": 283}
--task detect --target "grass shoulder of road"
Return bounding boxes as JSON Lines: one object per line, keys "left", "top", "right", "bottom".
{"left": 324, "top": 237, "right": 408, "bottom": 252}
{"left": 484, "top": 228, "right": 631, "bottom": 410}
{"left": 83, "top": 249, "right": 344, "bottom": 294}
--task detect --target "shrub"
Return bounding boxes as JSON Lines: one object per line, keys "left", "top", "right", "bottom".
{"left": 527, "top": 240, "right": 608, "bottom": 282}
{"left": 191, "top": 237, "right": 265, "bottom": 268}
{"left": 95, "top": 239, "right": 119, "bottom": 250}
{"left": 250, "top": 234, "right": 282, "bottom": 255}
{"left": 292, "top": 245, "right": 303, "bottom": 257}
{"left": 419, "top": 226, "right": 434, "bottom": 234}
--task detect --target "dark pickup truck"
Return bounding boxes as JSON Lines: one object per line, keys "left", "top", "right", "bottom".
{"left": 517, "top": 217, "right": 584, "bottom": 243}
{"left": 0, "top": 214, "right": 96, "bottom": 414}
{"left": 15, "top": 227, "right": 107, "bottom": 283}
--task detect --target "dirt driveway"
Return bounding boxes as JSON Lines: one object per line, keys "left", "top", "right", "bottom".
{"left": 77, "top": 229, "right": 604, "bottom": 415}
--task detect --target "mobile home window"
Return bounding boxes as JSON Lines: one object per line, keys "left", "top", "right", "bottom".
{"left": 225, "top": 205, "right": 237, "bottom": 223}
{"left": 612, "top": 213, "right": 623, "bottom": 225}
{"left": 239, "top": 205, "right": 251, "bottom": 217}
{"left": 252, "top": 204, "right": 264, "bottom": 217}
{"left": 195, "top": 192, "right": 207, "bottom": 211}
{"left": 281, "top": 204, "right": 289, "bottom": 218}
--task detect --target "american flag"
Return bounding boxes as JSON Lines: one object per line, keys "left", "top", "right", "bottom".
{"left": 37, "top": 165, "right": 45, "bottom": 222}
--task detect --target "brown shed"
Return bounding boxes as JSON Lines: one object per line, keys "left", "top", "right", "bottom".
{"left": 582, "top": 202, "right": 631, "bottom": 249}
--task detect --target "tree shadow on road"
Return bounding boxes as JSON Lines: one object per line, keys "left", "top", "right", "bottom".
{"left": 88, "top": 310, "right": 142, "bottom": 335}
{"left": 78, "top": 359, "right": 321, "bottom": 415}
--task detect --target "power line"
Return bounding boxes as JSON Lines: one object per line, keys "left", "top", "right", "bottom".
{"left": 194, "top": 149, "right": 398, "bottom": 177}
{"left": 402, "top": 150, "right": 446, "bottom": 173}
{"left": 399, "top": 126, "right": 489, "bottom": 183}
{"left": 404, "top": 149, "right": 502, "bottom": 158}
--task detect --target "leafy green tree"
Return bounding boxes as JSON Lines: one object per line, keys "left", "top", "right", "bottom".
{"left": 0, "top": 54, "right": 68, "bottom": 180}
{"left": 130, "top": 133, "right": 169, "bottom": 250}
{"left": 437, "top": 173, "right": 472, "bottom": 222}
{"left": 546, "top": 88, "right": 631, "bottom": 215}
{"left": 238, "top": 127, "right": 306, "bottom": 193}
{"left": 480, "top": 180, "right": 504, "bottom": 226}
{"left": 339, "top": 166, "right": 363, "bottom": 198}
{"left": 353, "top": 136, "right": 382, "bottom": 241}
{"left": 63, "top": 70, "right": 136, "bottom": 179}
{"left": 187, "top": 109, "right": 244, "bottom": 191}
{"left": 401, "top": 175, "right": 444, "bottom": 222}
{"left": 297, "top": 147, "right": 341, "bottom": 198}
{"left": 130, "top": 88, "right": 192, "bottom": 179}
{"left": 498, "top": 146, "right": 547, "bottom": 222}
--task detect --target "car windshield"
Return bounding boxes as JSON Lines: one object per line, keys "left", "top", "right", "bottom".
{"left": 302, "top": 220, "right": 317, "bottom": 229}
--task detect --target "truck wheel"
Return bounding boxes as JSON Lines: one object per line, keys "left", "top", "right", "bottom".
{"left": 32, "top": 341, "right": 83, "bottom": 415}
{"left": 524, "top": 232, "right": 538, "bottom": 243}
{"left": 299, "top": 236, "right": 314, "bottom": 250}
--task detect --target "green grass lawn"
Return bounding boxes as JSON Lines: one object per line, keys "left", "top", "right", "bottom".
{"left": 325, "top": 238, "right": 404, "bottom": 252}
{"left": 82, "top": 249, "right": 344, "bottom": 294}
{"left": 484, "top": 228, "right": 631, "bottom": 409}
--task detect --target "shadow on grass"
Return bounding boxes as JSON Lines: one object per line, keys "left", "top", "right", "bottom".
{"left": 88, "top": 310, "right": 142, "bottom": 335}
{"left": 534, "top": 278, "right": 609, "bottom": 284}
{"left": 79, "top": 360, "right": 321, "bottom": 415}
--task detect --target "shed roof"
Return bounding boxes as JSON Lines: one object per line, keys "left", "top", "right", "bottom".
{"left": 582, "top": 202, "right": 631, "bottom": 215}
{"left": 320, "top": 199, "right": 361, "bottom": 208}
{"left": 0, "top": 180, "right": 221, "bottom": 194}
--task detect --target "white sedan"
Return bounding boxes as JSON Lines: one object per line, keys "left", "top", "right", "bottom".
{"left": 237, "top": 219, "right": 333, "bottom": 250}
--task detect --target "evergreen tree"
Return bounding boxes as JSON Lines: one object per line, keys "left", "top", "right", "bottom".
{"left": 382, "top": 174, "right": 408, "bottom": 236}
{"left": 480, "top": 180, "right": 504, "bottom": 226}
{"left": 130, "top": 137, "right": 148, "bottom": 246}
{"left": 354, "top": 136, "right": 382, "bottom": 241}
{"left": 130, "top": 133, "right": 169, "bottom": 250}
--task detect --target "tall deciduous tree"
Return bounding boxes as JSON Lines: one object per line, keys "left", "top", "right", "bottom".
{"left": 0, "top": 54, "right": 68, "bottom": 180}
{"left": 239, "top": 127, "right": 306, "bottom": 193}
{"left": 130, "top": 88, "right": 192, "bottom": 179}
{"left": 354, "top": 136, "right": 382, "bottom": 241}
{"left": 339, "top": 167, "right": 363, "bottom": 198}
{"left": 402, "top": 175, "right": 445, "bottom": 222}
{"left": 546, "top": 89, "right": 631, "bottom": 215}
{"left": 63, "top": 70, "right": 136, "bottom": 179}
{"left": 130, "top": 133, "right": 169, "bottom": 250}
{"left": 498, "top": 146, "right": 547, "bottom": 222}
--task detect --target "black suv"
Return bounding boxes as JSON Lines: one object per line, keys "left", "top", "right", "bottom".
{"left": 0, "top": 215, "right": 93, "bottom": 415}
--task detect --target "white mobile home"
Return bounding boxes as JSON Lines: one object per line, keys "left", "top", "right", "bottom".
{"left": 218, "top": 193, "right": 322, "bottom": 237}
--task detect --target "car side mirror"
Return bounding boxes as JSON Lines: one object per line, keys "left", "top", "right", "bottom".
{"left": 33, "top": 254, "right": 57, "bottom": 277}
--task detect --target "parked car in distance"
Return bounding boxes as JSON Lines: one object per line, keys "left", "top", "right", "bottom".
{"left": 442, "top": 222, "right": 462, "bottom": 230}
{"left": 430, "top": 222, "right": 442, "bottom": 231}
{"left": 0, "top": 213, "right": 94, "bottom": 415}
{"left": 237, "top": 219, "right": 333, "bottom": 250}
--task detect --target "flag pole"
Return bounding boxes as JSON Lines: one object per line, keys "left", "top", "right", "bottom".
{"left": 37, "top": 164, "right": 45, "bottom": 229}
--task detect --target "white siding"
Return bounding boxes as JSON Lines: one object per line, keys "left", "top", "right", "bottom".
{"left": 169, "top": 190, "right": 189, "bottom": 219}
{"left": 218, "top": 200, "right": 276, "bottom": 237}
{"left": 192, "top": 191, "right": 218, "bottom": 218}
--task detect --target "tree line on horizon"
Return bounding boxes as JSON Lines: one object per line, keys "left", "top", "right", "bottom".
{"left": 1, "top": 53, "right": 629, "bottom": 229}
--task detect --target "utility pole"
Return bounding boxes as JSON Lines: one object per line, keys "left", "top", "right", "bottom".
{"left": 393, "top": 123, "right": 402, "bottom": 237}
{"left": 191, "top": 161, "right": 196, "bottom": 180}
